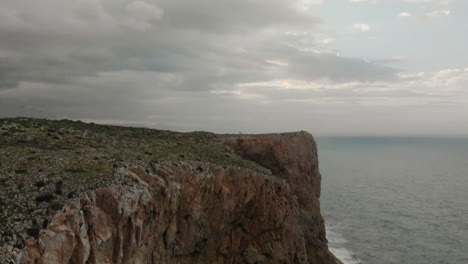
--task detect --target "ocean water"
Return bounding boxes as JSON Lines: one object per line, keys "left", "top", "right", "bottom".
{"left": 317, "top": 137, "right": 468, "bottom": 264}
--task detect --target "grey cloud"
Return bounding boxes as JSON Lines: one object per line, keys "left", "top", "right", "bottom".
{"left": 0, "top": 0, "right": 397, "bottom": 89}
{"left": 153, "top": 0, "right": 319, "bottom": 32}
{"left": 1, "top": 0, "right": 431, "bottom": 135}
{"left": 0, "top": 54, "right": 112, "bottom": 89}
{"left": 288, "top": 52, "right": 399, "bottom": 82}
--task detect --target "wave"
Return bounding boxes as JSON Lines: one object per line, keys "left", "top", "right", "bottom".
{"left": 327, "top": 227, "right": 362, "bottom": 264}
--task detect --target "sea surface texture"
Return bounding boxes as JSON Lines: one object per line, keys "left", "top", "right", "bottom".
{"left": 317, "top": 137, "right": 468, "bottom": 264}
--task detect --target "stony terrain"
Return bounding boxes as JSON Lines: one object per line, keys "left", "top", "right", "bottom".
{"left": 0, "top": 118, "right": 340, "bottom": 264}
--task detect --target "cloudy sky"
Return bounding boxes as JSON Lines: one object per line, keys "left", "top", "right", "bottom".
{"left": 1, "top": 0, "right": 467, "bottom": 136}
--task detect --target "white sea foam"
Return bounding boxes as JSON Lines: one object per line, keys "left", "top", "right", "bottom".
{"left": 327, "top": 227, "right": 362, "bottom": 264}
{"left": 329, "top": 246, "right": 361, "bottom": 264}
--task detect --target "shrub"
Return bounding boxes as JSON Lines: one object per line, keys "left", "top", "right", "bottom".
{"left": 34, "top": 181, "right": 46, "bottom": 188}
{"left": 35, "top": 193, "right": 54, "bottom": 203}
{"left": 49, "top": 201, "right": 64, "bottom": 211}
{"left": 64, "top": 168, "right": 86, "bottom": 173}
{"left": 54, "top": 181, "right": 63, "bottom": 195}
{"left": 26, "top": 228, "right": 40, "bottom": 239}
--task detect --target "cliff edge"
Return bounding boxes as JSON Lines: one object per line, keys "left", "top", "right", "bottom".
{"left": 225, "top": 132, "right": 337, "bottom": 263}
{"left": 0, "top": 118, "right": 340, "bottom": 264}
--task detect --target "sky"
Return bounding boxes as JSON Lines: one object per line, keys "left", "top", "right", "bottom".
{"left": 0, "top": 0, "right": 467, "bottom": 136}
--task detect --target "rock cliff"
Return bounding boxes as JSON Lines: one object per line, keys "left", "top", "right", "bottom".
{"left": 0, "top": 118, "right": 340, "bottom": 264}
{"left": 225, "top": 133, "right": 336, "bottom": 263}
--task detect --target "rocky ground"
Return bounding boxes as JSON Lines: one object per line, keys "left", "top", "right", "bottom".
{"left": 0, "top": 118, "right": 341, "bottom": 264}
{"left": 0, "top": 118, "right": 267, "bottom": 263}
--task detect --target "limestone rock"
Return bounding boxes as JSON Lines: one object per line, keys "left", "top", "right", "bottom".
{"left": 0, "top": 118, "right": 341, "bottom": 264}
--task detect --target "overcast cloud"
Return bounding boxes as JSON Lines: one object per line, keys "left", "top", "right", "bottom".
{"left": 0, "top": 0, "right": 467, "bottom": 135}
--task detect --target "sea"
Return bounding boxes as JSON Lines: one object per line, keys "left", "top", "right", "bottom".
{"left": 317, "top": 137, "right": 468, "bottom": 264}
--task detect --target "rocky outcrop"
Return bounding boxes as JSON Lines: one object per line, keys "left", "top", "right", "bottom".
{"left": 15, "top": 132, "right": 340, "bottom": 264}
{"left": 225, "top": 132, "right": 337, "bottom": 264}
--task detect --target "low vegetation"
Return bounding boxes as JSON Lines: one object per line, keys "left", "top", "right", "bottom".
{"left": 0, "top": 117, "right": 265, "bottom": 261}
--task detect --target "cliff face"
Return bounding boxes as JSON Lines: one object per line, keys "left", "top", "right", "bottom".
{"left": 225, "top": 132, "right": 336, "bottom": 263}
{"left": 0, "top": 119, "right": 339, "bottom": 264}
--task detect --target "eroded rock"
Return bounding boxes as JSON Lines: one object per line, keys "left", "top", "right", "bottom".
{"left": 0, "top": 119, "right": 340, "bottom": 264}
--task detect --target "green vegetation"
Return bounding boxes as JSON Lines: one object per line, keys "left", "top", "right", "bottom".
{"left": 0, "top": 117, "right": 265, "bottom": 260}
{"left": 35, "top": 193, "right": 54, "bottom": 203}
{"left": 63, "top": 168, "right": 87, "bottom": 173}
{"left": 49, "top": 201, "right": 64, "bottom": 211}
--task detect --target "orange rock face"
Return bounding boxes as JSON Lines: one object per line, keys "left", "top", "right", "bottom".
{"left": 17, "top": 132, "right": 340, "bottom": 264}
{"left": 226, "top": 132, "right": 340, "bottom": 264}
